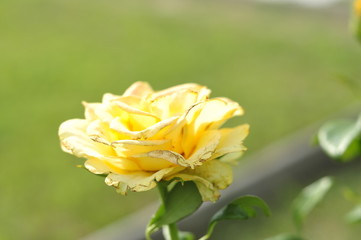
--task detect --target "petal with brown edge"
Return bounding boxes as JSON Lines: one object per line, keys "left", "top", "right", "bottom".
{"left": 105, "top": 167, "right": 182, "bottom": 193}
{"left": 211, "top": 124, "right": 249, "bottom": 162}
{"left": 59, "top": 119, "right": 116, "bottom": 159}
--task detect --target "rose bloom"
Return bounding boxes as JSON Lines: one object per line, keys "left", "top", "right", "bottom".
{"left": 59, "top": 82, "right": 248, "bottom": 201}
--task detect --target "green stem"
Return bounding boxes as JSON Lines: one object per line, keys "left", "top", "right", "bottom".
{"left": 157, "top": 182, "right": 180, "bottom": 240}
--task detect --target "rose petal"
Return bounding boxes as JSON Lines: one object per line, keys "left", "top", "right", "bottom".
{"left": 167, "top": 160, "right": 232, "bottom": 202}
{"left": 149, "top": 84, "right": 211, "bottom": 119}
{"left": 181, "top": 98, "right": 243, "bottom": 154}
{"left": 150, "top": 83, "right": 209, "bottom": 101}
{"left": 123, "top": 81, "right": 154, "bottom": 97}
{"left": 86, "top": 120, "right": 120, "bottom": 145}
{"left": 110, "top": 116, "right": 178, "bottom": 140}
{"left": 59, "top": 119, "right": 115, "bottom": 159}
{"left": 150, "top": 90, "right": 199, "bottom": 119}
{"left": 105, "top": 167, "right": 183, "bottom": 193}
{"left": 83, "top": 102, "right": 115, "bottom": 123}
{"left": 211, "top": 124, "right": 249, "bottom": 162}
{"left": 185, "top": 130, "right": 221, "bottom": 167}
{"left": 141, "top": 149, "right": 185, "bottom": 164}
{"left": 139, "top": 130, "right": 220, "bottom": 170}
{"left": 84, "top": 158, "right": 112, "bottom": 174}
{"left": 111, "top": 139, "right": 172, "bottom": 157}
{"left": 59, "top": 119, "right": 139, "bottom": 174}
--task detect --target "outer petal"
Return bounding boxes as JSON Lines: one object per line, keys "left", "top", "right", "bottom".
{"left": 59, "top": 119, "right": 115, "bottom": 159}
{"left": 211, "top": 124, "right": 249, "bottom": 163}
{"left": 111, "top": 139, "right": 175, "bottom": 171}
{"left": 149, "top": 84, "right": 211, "bottom": 119}
{"left": 105, "top": 166, "right": 184, "bottom": 194}
{"left": 181, "top": 98, "right": 243, "bottom": 156}
{"left": 84, "top": 158, "right": 112, "bottom": 174}
{"left": 167, "top": 160, "right": 233, "bottom": 202}
{"left": 186, "top": 130, "right": 221, "bottom": 166}
{"left": 193, "top": 98, "right": 243, "bottom": 132}
{"left": 135, "top": 130, "right": 220, "bottom": 169}
{"left": 136, "top": 150, "right": 187, "bottom": 167}
{"left": 86, "top": 119, "right": 120, "bottom": 145}
{"left": 111, "top": 139, "right": 172, "bottom": 157}
{"left": 59, "top": 119, "right": 139, "bottom": 173}
{"left": 123, "top": 81, "right": 154, "bottom": 97}
{"left": 150, "top": 83, "right": 210, "bottom": 101}
{"left": 83, "top": 102, "right": 115, "bottom": 123}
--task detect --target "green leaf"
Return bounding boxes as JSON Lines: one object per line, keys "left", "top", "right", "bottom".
{"left": 292, "top": 176, "right": 333, "bottom": 232}
{"left": 317, "top": 115, "right": 361, "bottom": 161}
{"left": 265, "top": 233, "right": 304, "bottom": 240}
{"left": 158, "top": 181, "right": 202, "bottom": 225}
{"left": 146, "top": 181, "right": 202, "bottom": 239}
{"left": 346, "top": 205, "right": 361, "bottom": 224}
{"left": 200, "top": 195, "right": 271, "bottom": 240}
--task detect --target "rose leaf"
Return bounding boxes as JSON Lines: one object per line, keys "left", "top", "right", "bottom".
{"left": 317, "top": 115, "right": 361, "bottom": 161}
{"left": 200, "top": 195, "right": 271, "bottom": 240}
{"left": 146, "top": 181, "right": 202, "bottom": 239}
{"left": 292, "top": 176, "right": 333, "bottom": 232}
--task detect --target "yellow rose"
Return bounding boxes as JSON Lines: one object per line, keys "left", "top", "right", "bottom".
{"left": 59, "top": 82, "right": 249, "bottom": 201}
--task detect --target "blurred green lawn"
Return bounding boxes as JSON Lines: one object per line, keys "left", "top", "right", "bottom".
{"left": 1, "top": 0, "right": 361, "bottom": 239}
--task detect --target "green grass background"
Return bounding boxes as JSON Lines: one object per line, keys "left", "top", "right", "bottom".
{"left": 1, "top": 0, "right": 361, "bottom": 239}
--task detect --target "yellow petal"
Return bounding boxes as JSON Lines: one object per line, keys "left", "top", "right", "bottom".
{"left": 150, "top": 83, "right": 209, "bottom": 101}
{"left": 111, "top": 139, "right": 171, "bottom": 156}
{"left": 185, "top": 130, "right": 221, "bottom": 167}
{"left": 86, "top": 120, "right": 120, "bottom": 145}
{"left": 110, "top": 116, "right": 178, "bottom": 140}
{"left": 161, "top": 102, "right": 204, "bottom": 154}
{"left": 193, "top": 98, "right": 243, "bottom": 132}
{"left": 211, "top": 124, "right": 249, "bottom": 162}
{"left": 59, "top": 119, "right": 115, "bottom": 159}
{"left": 85, "top": 157, "right": 141, "bottom": 175}
{"left": 114, "top": 100, "right": 160, "bottom": 120}
{"left": 102, "top": 93, "right": 123, "bottom": 103}
{"left": 84, "top": 158, "right": 112, "bottom": 174}
{"left": 165, "top": 173, "right": 216, "bottom": 201}
{"left": 59, "top": 119, "right": 139, "bottom": 175}
{"left": 123, "top": 81, "right": 154, "bottom": 97}
{"left": 149, "top": 84, "right": 211, "bottom": 119}
{"left": 181, "top": 98, "right": 243, "bottom": 155}
{"left": 111, "top": 99, "right": 160, "bottom": 131}
{"left": 111, "top": 139, "right": 176, "bottom": 171}
{"left": 105, "top": 167, "right": 183, "bottom": 193}
{"left": 139, "top": 130, "right": 219, "bottom": 169}
{"left": 102, "top": 157, "right": 142, "bottom": 172}
{"left": 136, "top": 150, "right": 187, "bottom": 167}
{"left": 83, "top": 102, "right": 114, "bottom": 123}
{"left": 150, "top": 90, "right": 199, "bottom": 119}
{"left": 167, "top": 160, "right": 232, "bottom": 202}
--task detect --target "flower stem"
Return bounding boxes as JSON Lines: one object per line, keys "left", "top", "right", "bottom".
{"left": 157, "top": 182, "right": 180, "bottom": 240}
